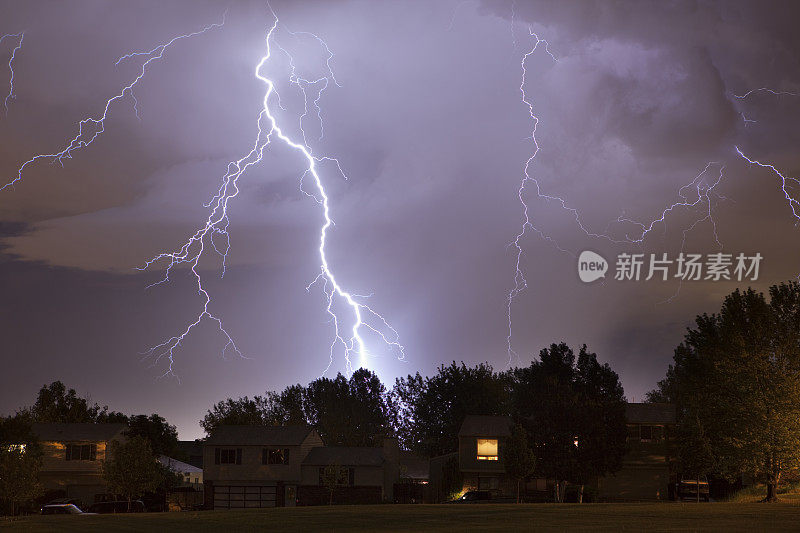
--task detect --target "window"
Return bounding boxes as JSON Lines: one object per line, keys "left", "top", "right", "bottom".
{"left": 318, "top": 466, "right": 355, "bottom": 486}
{"left": 214, "top": 448, "right": 242, "bottom": 465}
{"left": 262, "top": 448, "right": 290, "bottom": 465}
{"left": 626, "top": 424, "right": 640, "bottom": 441}
{"left": 65, "top": 443, "right": 96, "bottom": 461}
{"left": 476, "top": 438, "right": 499, "bottom": 461}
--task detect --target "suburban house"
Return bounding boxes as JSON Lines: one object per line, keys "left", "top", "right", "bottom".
{"left": 159, "top": 455, "right": 203, "bottom": 488}
{"left": 31, "top": 422, "right": 128, "bottom": 507}
{"left": 298, "top": 438, "right": 400, "bottom": 505}
{"left": 160, "top": 455, "right": 204, "bottom": 511}
{"left": 202, "top": 425, "right": 323, "bottom": 509}
{"left": 598, "top": 402, "right": 677, "bottom": 501}
{"left": 457, "top": 415, "right": 515, "bottom": 495}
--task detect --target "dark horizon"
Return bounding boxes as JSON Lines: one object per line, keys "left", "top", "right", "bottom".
{"left": 1, "top": 0, "right": 799, "bottom": 440}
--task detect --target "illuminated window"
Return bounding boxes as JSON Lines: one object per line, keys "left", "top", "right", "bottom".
{"left": 65, "top": 444, "right": 96, "bottom": 461}
{"left": 7, "top": 444, "right": 26, "bottom": 454}
{"left": 476, "top": 439, "right": 498, "bottom": 460}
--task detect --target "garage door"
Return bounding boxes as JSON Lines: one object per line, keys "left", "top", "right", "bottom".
{"left": 213, "top": 485, "right": 277, "bottom": 509}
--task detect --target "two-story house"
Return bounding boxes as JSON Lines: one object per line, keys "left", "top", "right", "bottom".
{"left": 457, "top": 415, "right": 514, "bottom": 495}
{"left": 597, "top": 402, "right": 677, "bottom": 500}
{"left": 202, "top": 425, "right": 323, "bottom": 509}
{"left": 32, "top": 422, "right": 128, "bottom": 507}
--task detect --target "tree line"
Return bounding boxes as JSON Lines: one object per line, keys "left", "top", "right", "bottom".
{"left": 202, "top": 343, "right": 629, "bottom": 502}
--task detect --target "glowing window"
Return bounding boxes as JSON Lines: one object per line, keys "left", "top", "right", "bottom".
{"left": 476, "top": 439, "right": 498, "bottom": 460}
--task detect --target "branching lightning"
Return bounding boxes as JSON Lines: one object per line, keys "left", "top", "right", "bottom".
{"left": 1, "top": 32, "right": 23, "bottom": 115}
{"left": 1, "top": 18, "right": 225, "bottom": 192}
{"left": 139, "top": 9, "right": 404, "bottom": 377}
{"left": 506, "top": 26, "right": 728, "bottom": 362}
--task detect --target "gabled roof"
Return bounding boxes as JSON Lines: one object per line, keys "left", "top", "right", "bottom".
{"left": 32, "top": 423, "right": 127, "bottom": 442}
{"left": 458, "top": 415, "right": 512, "bottom": 437}
{"left": 205, "top": 425, "right": 317, "bottom": 446}
{"left": 159, "top": 455, "right": 202, "bottom": 474}
{"left": 302, "top": 446, "right": 385, "bottom": 467}
{"left": 626, "top": 403, "right": 676, "bottom": 424}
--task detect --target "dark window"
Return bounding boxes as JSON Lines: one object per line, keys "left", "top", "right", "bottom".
{"left": 626, "top": 424, "right": 640, "bottom": 441}
{"left": 215, "top": 448, "right": 241, "bottom": 465}
{"left": 263, "top": 448, "right": 290, "bottom": 465}
{"left": 65, "top": 443, "right": 96, "bottom": 461}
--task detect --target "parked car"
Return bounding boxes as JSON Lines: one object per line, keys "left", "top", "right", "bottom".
{"left": 41, "top": 504, "right": 94, "bottom": 515}
{"left": 45, "top": 498, "right": 82, "bottom": 507}
{"left": 87, "top": 500, "right": 146, "bottom": 513}
{"left": 677, "top": 476, "right": 710, "bottom": 501}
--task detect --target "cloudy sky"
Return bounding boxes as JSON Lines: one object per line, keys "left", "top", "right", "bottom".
{"left": 1, "top": 0, "right": 798, "bottom": 439}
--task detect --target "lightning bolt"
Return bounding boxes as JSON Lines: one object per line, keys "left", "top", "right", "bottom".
{"left": 140, "top": 7, "right": 404, "bottom": 378}
{"left": 735, "top": 147, "right": 800, "bottom": 222}
{"left": 1, "top": 18, "right": 225, "bottom": 192}
{"left": 506, "top": 26, "right": 728, "bottom": 362}
{"left": 1, "top": 32, "right": 23, "bottom": 115}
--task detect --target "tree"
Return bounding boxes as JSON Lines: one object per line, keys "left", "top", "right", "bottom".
{"left": 392, "top": 362, "right": 512, "bottom": 456}
{"left": 503, "top": 424, "right": 536, "bottom": 503}
{"left": 440, "top": 456, "right": 463, "bottom": 502}
{"left": 0, "top": 415, "right": 42, "bottom": 516}
{"left": 103, "top": 436, "right": 163, "bottom": 511}
{"left": 663, "top": 283, "right": 800, "bottom": 501}
{"left": 513, "top": 343, "right": 627, "bottom": 502}
{"left": 200, "top": 395, "right": 277, "bottom": 435}
{"left": 305, "top": 369, "right": 392, "bottom": 446}
{"left": 320, "top": 463, "right": 341, "bottom": 505}
{"left": 127, "top": 414, "right": 179, "bottom": 458}
{"left": 29, "top": 381, "right": 125, "bottom": 424}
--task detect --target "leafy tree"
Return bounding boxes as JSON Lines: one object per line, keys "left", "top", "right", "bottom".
{"left": 200, "top": 395, "right": 277, "bottom": 434}
{"left": 320, "top": 463, "right": 341, "bottom": 505}
{"left": 392, "top": 362, "right": 512, "bottom": 456}
{"left": 644, "top": 365, "right": 676, "bottom": 404}
{"left": 440, "top": 456, "right": 463, "bottom": 501}
{"left": 126, "top": 414, "right": 180, "bottom": 458}
{"left": 513, "top": 343, "right": 627, "bottom": 502}
{"left": 29, "top": 381, "right": 125, "bottom": 424}
{"left": 304, "top": 369, "right": 393, "bottom": 446}
{"left": 503, "top": 423, "right": 536, "bottom": 503}
{"left": 664, "top": 283, "right": 800, "bottom": 501}
{"left": 0, "top": 415, "right": 42, "bottom": 516}
{"left": 103, "top": 436, "right": 163, "bottom": 511}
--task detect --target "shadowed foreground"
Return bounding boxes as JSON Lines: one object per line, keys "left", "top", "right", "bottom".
{"left": 3, "top": 502, "right": 800, "bottom": 532}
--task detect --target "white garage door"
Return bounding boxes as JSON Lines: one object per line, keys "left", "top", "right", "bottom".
{"left": 213, "top": 484, "right": 277, "bottom": 509}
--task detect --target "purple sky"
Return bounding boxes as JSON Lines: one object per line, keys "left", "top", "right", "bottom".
{"left": 1, "top": 0, "right": 799, "bottom": 440}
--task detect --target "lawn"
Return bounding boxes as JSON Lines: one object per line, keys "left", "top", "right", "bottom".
{"left": 3, "top": 502, "right": 800, "bottom": 532}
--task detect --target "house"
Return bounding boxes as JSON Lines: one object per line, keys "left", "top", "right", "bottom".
{"left": 597, "top": 402, "right": 677, "bottom": 501}
{"left": 31, "top": 422, "right": 128, "bottom": 507}
{"left": 298, "top": 438, "right": 400, "bottom": 505}
{"left": 159, "top": 455, "right": 203, "bottom": 488}
{"left": 202, "top": 425, "right": 323, "bottom": 509}
{"left": 457, "top": 415, "right": 515, "bottom": 495}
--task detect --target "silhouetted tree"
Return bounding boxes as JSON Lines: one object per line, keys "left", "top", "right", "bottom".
{"left": 126, "top": 414, "right": 179, "bottom": 458}
{"left": 103, "top": 436, "right": 162, "bottom": 511}
{"left": 503, "top": 423, "right": 536, "bottom": 503}
{"left": 29, "top": 381, "right": 125, "bottom": 424}
{"left": 513, "top": 343, "right": 627, "bottom": 502}
{"left": 0, "top": 415, "right": 42, "bottom": 516}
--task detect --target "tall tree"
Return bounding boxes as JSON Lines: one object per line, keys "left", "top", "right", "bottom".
{"left": 392, "top": 362, "right": 512, "bottom": 456}
{"left": 665, "top": 283, "right": 800, "bottom": 501}
{"left": 0, "top": 415, "right": 42, "bottom": 516}
{"left": 103, "top": 436, "right": 163, "bottom": 511}
{"left": 503, "top": 423, "right": 537, "bottom": 503}
{"left": 513, "top": 343, "right": 627, "bottom": 502}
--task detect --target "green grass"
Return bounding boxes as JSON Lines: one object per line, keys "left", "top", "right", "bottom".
{"left": 4, "top": 502, "right": 800, "bottom": 532}
{"left": 726, "top": 481, "right": 800, "bottom": 503}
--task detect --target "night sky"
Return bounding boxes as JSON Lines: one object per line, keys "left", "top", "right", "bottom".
{"left": 1, "top": 0, "right": 799, "bottom": 440}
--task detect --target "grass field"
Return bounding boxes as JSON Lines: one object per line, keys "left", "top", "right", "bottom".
{"left": 3, "top": 502, "right": 800, "bottom": 532}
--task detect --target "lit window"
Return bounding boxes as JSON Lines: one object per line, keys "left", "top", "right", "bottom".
{"left": 477, "top": 439, "right": 498, "bottom": 460}
{"left": 7, "top": 444, "right": 26, "bottom": 454}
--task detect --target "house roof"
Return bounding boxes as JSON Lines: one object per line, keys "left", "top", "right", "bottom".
{"left": 159, "top": 455, "right": 203, "bottom": 474}
{"left": 302, "top": 446, "right": 385, "bottom": 467}
{"left": 204, "top": 425, "right": 317, "bottom": 446}
{"left": 626, "top": 403, "right": 676, "bottom": 424}
{"left": 32, "top": 423, "right": 127, "bottom": 442}
{"left": 458, "top": 415, "right": 512, "bottom": 437}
